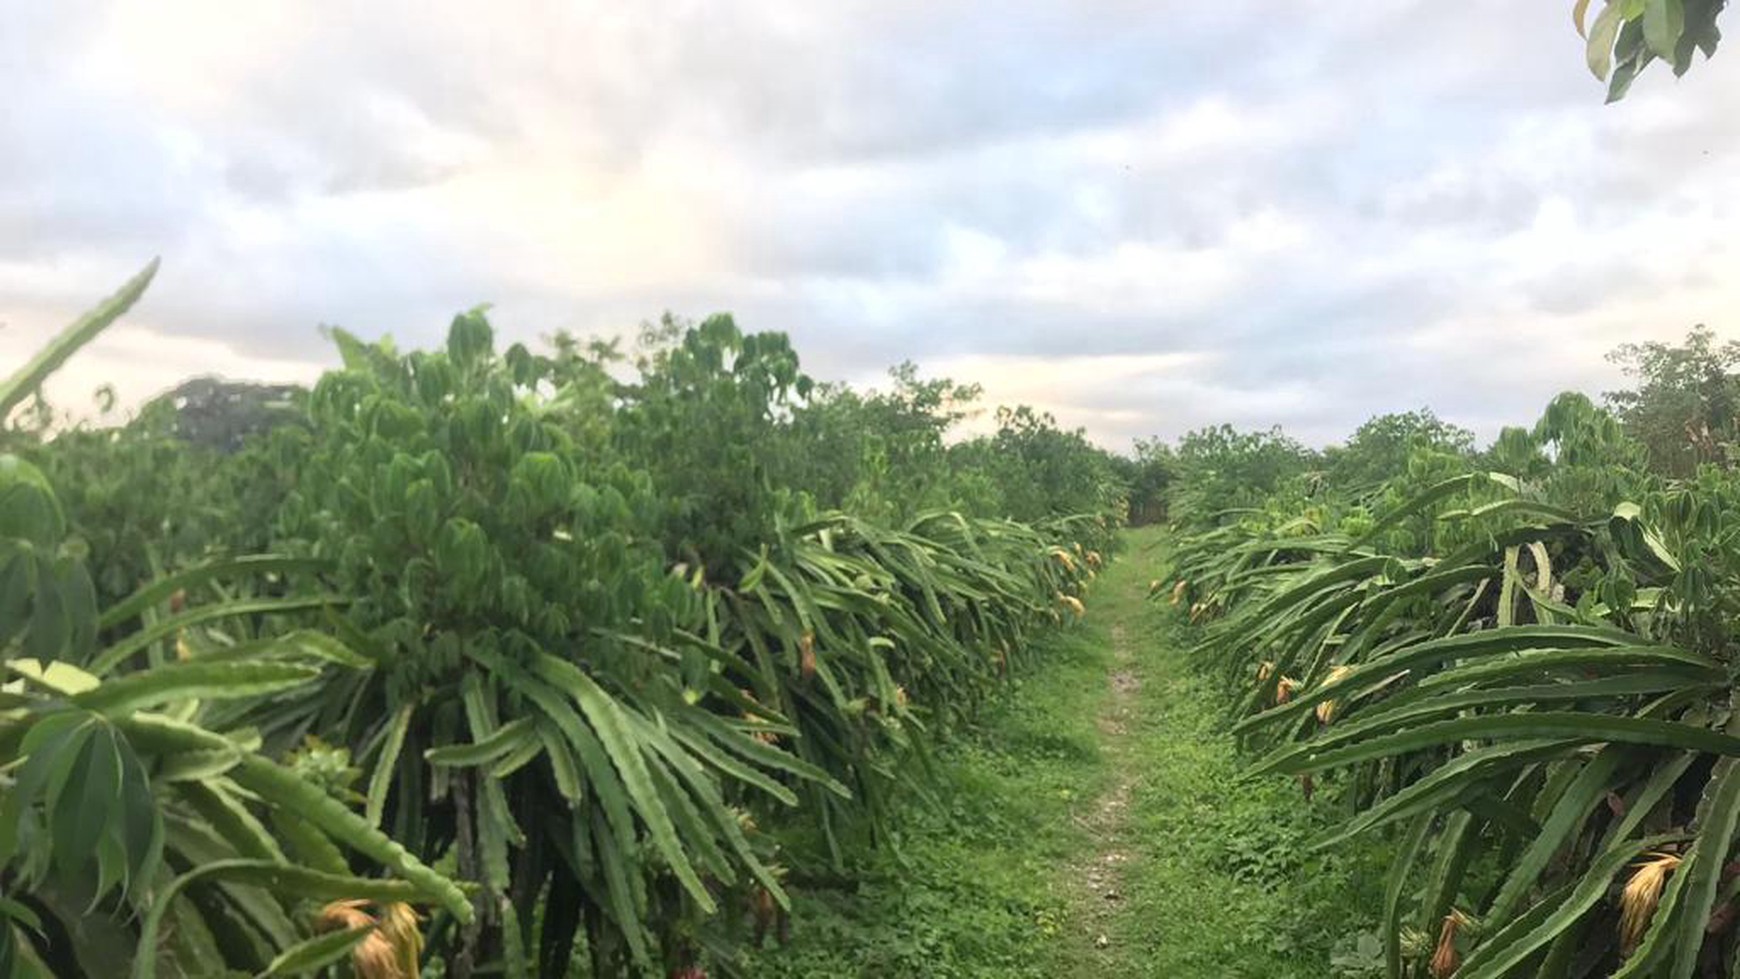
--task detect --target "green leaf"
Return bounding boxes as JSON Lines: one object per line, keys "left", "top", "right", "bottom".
{"left": 683, "top": 709, "right": 849, "bottom": 798}
{"left": 1459, "top": 834, "right": 1685, "bottom": 979}
{"left": 131, "top": 860, "right": 434, "bottom": 979}
{"left": 229, "top": 755, "right": 472, "bottom": 924}
{"left": 116, "top": 742, "right": 164, "bottom": 896}
{"left": 253, "top": 926, "right": 374, "bottom": 978}
{"left": 1385, "top": 815, "right": 1433, "bottom": 979}
{"left": 1284, "top": 713, "right": 1740, "bottom": 775}
{"left": 5, "top": 717, "right": 96, "bottom": 868}
{"left": 1233, "top": 625, "right": 1635, "bottom": 736}
{"left": 113, "top": 711, "right": 240, "bottom": 755}
{"left": 446, "top": 306, "right": 495, "bottom": 370}
{"left": 1644, "top": 0, "right": 1687, "bottom": 58}
{"left": 1485, "top": 747, "right": 1628, "bottom": 924}
{"left": 0, "top": 466, "right": 65, "bottom": 545}
{"left": 98, "top": 556, "right": 332, "bottom": 630}
{"left": 425, "top": 717, "right": 538, "bottom": 767}
{"left": 6, "top": 657, "right": 101, "bottom": 695}
{"left": 532, "top": 653, "right": 717, "bottom": 912}
{"left": 73, "top": 661, "right": 320, "bottom": 714}
{"left": 51, "top": 722, "right": 121, "bottom": 882}
{"left": 500, "top": 901, "right": 530, "bottom": 979}
{"left": 24, "top": 576, "right": 68, "bottom": 664}
{"left": 1255, "top": 670, "right": 1715, "bottom": 777}
{"left": 537, "top": 719, "right": 584, "bottom": 802}
{"left": 589, "top": 811, "right": 653, "bottom": 969}
{"left": 1588, "top": 0, "right": 1629, "bottom": 79}
{"left": 1353, "top": 473, "right": 1510, "bottom": 547}
{"left": 1669, "top": 757, "right": 1740, "bottom": 978}
{"left": 269, "top": 809, "right": 351, "bottom": 877}
{"left": 0, "top": 259, "right": 158, "bottom": 419}
{"left": 176, "top": 779, "right": 287, "bottom": 864}
{"left": 367, "top": 704, "right": 414, "bottom": 828}
{"left": 92, "top": 595, "right": 352, "bottom": 675}
{"left": 1419, "top": 811, "right": 1477, "bottom": 958}
{"left": 1311, "top": 741, "right": 1577, "bottom": 849}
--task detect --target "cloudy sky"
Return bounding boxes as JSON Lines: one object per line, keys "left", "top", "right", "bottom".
{"left": 3, "top": 1, "right": 1737, "bottom": 449}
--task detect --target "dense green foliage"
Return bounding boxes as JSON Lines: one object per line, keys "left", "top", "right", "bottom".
{"left": 1606, "top": 327, "right": 1740, "bottom": 477}
{"left": 1, "top": 271, "right": 1125, "bottom": 977}
{"left": 1159, "top": 332, "right": 1740, "bottom": 978}
{"left": 1580, "top": 0, "right": 1727, "bottom": 102}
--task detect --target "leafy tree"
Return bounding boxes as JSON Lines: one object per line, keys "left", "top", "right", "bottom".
{"left": 1604, "top": 325, "right": 1740, "bottom": 475}
{"left": 271, "top": 310, "right": 809, "bottom": 975}
{"left": 1167, "top": 424, "right": 1317, "bottom": 527}
{"left": 0, "top": 267, "right": 469, "bottom": 978}
{"left": 144, "top": 376, "right": 306, "bottom": 453}
{"left": 616, "top": 313, "right": 814, "bottom": 575}
{"left": 777, "top": 363, "right": 986, "bottom": 522}
{"left": 1481, "top": 425, "right": 1553, "bottom": 480}
{"left": 950, "top": 406, "right": 1126, "bottom": 523}
{"left": 1123, "top": 438, "right": 1176, "bottom": 525}
{"left": 1580, "top": 0, "right": 1726, "bottom": 102}
{"left": 1325, "top": 409, "right": 1474, "bottom": 495}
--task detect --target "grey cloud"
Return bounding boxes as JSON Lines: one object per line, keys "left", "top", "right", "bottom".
{"left": 4, "top": 0, "right": 1740, "bottom": 452}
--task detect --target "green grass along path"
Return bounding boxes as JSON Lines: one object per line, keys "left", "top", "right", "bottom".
{"left": 745, "top": 526, "right": 1387, "bottom": 978}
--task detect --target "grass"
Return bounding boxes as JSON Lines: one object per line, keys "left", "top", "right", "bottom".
{"left": 737, "top": 618, "right": 1114, "bottom": 978}
{"left": 739, "top": 526, "right": 1391, "bottom": 978}
{"left": 1101, "top": 528, "right": 1392, "bottom": 977}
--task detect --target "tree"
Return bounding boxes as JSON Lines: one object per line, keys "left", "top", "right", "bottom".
{"left": 1124, "top": 438, "right": 1176, "bottom": 525}
{"left": 615, "top": 312, "right": 814, "bottom": 574}
{"left": 1579, "top": 0, "right": 1726, "bottom": 102}
{"left": 1326, "top": 409, "right": 1474, "bottom": 494}
{"left": 145, "top": 376, "right": 306, "bottom": 453}
{"left": 1167, "top": 424, "right": 1316, "bottom": 527}
{"left": 1604, "top": 325, "right": 1740, "bottom": 475}
{"left": 950, "top": 406, "right": 1125, "bottom": 523}
{"left": 776, "top": 363, "right": 986, "bottom": 521}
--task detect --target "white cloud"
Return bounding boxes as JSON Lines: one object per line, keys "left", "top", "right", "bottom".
{"left": 3, "top": 0, "right": 1740, "bottom": 451}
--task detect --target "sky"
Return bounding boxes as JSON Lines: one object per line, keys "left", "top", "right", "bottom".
{"left": 2, "top": 0, "right": 1737, "bottom": 450}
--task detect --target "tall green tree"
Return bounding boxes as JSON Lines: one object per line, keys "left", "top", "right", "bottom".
{"left": 1166, "top": 424, "right": 1316, "bottom": 527}
{"left": 777, "top": 363, "right": 986, "bottom": 521}
{"left": 1325, "top": 409, "right": 1474, "bottom": 495}
{"left": 615, "top": 313, "right": 814, "bottom": 575}
{"left": 1604, "top": 325, "right": 1740, "bottom": 475}
{"left": 950, "top": 406, "right": 1125, "bottom": 523}
{"left": 1123, "top": 438, "right": 1177, "bottom": 526}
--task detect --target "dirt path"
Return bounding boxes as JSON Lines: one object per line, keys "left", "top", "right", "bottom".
{"left": 1069, "top": 623, "right": 1139, "bottom": 957}
{"left": 1048, "top": 527, "right": 1387, "bottom": 979}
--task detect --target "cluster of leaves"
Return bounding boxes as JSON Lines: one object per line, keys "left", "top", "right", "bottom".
{"left": 1606, "top": 327, "right": 1740, "bottom": 478}
{"left": 5, "top": 269, "right": 1126, "bottom": 976}
{"left": 1159, "top": 424, "right": 1321, "bottom": 533}
{"left": 1580, "top": 0, "right": 1726, "bottom": 102}
{"left": 948, "top": 406, "right": 1128, "bottom": 525}
{"left": 1165, "top": 384, "right": 1740, "bottom": 977}
{"left": 1117, "top": 438, "right": 1175, "bottom": 526}
{"left": 774, "top": 363, "right": 988, "bottom": 525}
{"left": 2, "top": 267, "right": 468, "bottom": 978}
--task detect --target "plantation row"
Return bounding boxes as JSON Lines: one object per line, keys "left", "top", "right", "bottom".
{"left": 1159, "top": 345, "right": 1740, "bottom": 979}
{"left": 0, "top": 265, "right": 1125, "bottom": 977}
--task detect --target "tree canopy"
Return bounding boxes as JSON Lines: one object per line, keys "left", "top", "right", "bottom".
{"left": 1604, "top": 325, "right": 1740, "bottom": 475}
